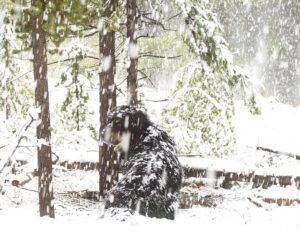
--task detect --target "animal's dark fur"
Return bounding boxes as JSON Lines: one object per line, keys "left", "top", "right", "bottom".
{"left": 102, "top": 106, "right": 182, "bottom": 219}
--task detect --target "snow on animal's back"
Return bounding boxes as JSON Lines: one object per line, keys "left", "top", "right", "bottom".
{"left": 127, "top": 124, "right": 182, "bottom": 189}
{"left": 134, "top": 125, "right": 178, "bottom": 162}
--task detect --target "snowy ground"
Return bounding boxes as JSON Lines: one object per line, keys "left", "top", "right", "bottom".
{"left": 1, "top": 177, "right": 300, "bottom": 238}
{"left": 1, "top": 98, "right": 300, "bottom": 238}
{"left": 234, "top": 98, "right": 300, "bottom": 156}
{"left": 1, "top": 168, "right": 300, "bottom": 239}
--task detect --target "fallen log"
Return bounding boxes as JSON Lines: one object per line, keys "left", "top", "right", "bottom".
{"left": 59, "top": 161, "right": 98, "bottom": 170}
{"left": 262, "top": 197, "right": 300, "bottom": 206}
{"left": 57, "top": 161, "right": 300, "bottom": 188}
{"left": 52, "top": 189, "right": 300, "bottom": 209}
{"left": 184, "top": 167, "right": 300, "bottom": 188}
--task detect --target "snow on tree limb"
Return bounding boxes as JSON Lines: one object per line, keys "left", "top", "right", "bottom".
{"left": 0, "top": 113, "right": 35, "bottom": 175}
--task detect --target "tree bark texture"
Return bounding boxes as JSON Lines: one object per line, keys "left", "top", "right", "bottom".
{"left": 99, "top": 0, "right": 118, "bottom": 197}
{"left": 126, "top": 0, "right": 138, "bottom": 105}
{"left": 31, "top": 0, "right": 55, "bottom": 218}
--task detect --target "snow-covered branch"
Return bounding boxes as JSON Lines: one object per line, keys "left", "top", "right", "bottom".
{"left": 0, "top": 113, "right": 35, "bottom": 174}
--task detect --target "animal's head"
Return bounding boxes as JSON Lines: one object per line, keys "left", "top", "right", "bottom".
{"left": 101, "top": 105, "right": 151, "bottom": 152}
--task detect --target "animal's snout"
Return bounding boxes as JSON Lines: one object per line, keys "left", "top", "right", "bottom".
{"left": 101, "top": 123, "right": 122, "bottom": 146}
{"left": 101, "top": 123, "right": 113, "bottom": 144}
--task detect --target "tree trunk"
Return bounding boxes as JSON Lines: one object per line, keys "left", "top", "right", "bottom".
{"left": 5, "top": 95, "right": 10, "bottom": 120}
{"left": 99, "top": 0, "right": 118, "bottom": 197}
{"left": 31, "top": 0, "right": 55, "bottom": 218}
{"left": 126, "top": 0, "right": 138, "bottom": 105}
{"left": 74, "top": 58, "right": 80, "bottom": 132}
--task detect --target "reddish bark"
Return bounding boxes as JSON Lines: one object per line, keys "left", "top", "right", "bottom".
{"left": 99, "top": 0, "right": 118, "bottom": 197}
{"left": 31, "top": 0, "right": 54, "bottom": 218}
{"left": 126, "top": 0, "right": 138, "bottom": 105}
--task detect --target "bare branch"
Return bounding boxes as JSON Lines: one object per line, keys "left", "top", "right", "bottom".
{"left": 256, "top": 146, "right": 300, "bottom": 160}
{"left": 137, "top": 70, "right": 155, "bottom": 87}
{"left": 0, "top": 144, "right": 7, "bottom": 150}
{"left": 137, "top": 34, "right": 157, "bottom": 40}
{"left": 143, "top": 99, "right": 168, "bottom": 102}
{"left": 139, "top": 54, "right": 182, "bottom": 59}
{"left": 141, "top": 15, "right": 176, "bottom": 31}
{"left": 84, "top": 30, "right": 100, "bottom": 38}
{"left": 167, "top": 11, "right": 183, "bottom": 21}
{"left": 117, "top": 77, "right": 127, "bottom": 87}
{"left": 0, "top": 114, "right": 35, "bottom": 174}
{"left": 8, "top": 70, "right": 33, "bottom": 84}
{"left": 8, "top": 57, "right": 79, "bottom": 83}
{"left": 86, "top": 55, "right": 100, "bottom": 60}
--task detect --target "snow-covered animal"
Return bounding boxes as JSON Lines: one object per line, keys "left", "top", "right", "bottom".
{"left": 102, "top": 105, "right": 182, "bottom": 219}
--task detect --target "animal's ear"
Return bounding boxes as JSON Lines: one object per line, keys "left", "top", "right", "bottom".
{"left": 136, "top": 110, "right": 150, "bottom": 130}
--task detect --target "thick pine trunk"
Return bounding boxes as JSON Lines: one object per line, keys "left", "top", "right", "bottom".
{"left": 99, "top": 0, "right": 118, "bottom": 197}
{"left": 31, "top": 0, "right": 55, "bottom": 218}
{"left": 126, "top": 0, "right": 138, "bottom": 105}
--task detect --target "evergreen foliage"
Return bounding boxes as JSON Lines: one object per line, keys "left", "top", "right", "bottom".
{"left": 57, "top": 39, "right": 94, "bottom": 131}
{"left": 0, "top": 10, "right": 32, "bottom": 118}
{"left": 1, "top": 0, "right": 261, "bottom": 158}
{"left": 9, "top": 0, "right": 101, "bottom": 132}
{"left": 13, "top": 0, "right": 99, "bottom": 45}
{"left": 162, "top": 0, "right": 259, "bottom": 156}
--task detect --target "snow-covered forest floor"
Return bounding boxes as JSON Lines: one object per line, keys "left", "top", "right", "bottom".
{"left": 1, "top": 98, "right": 300, "bottom": 238}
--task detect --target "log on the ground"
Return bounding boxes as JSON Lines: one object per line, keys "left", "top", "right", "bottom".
{"left": 179, "top": 191, "right": 223, "bottom": 209}
{"left": 57, "top": 161, "right": 300, "bottom": 188}
{"left": 60, "top": 190, "right": 101, "bottom": 201}
{"left": 59, "top": 161, "right": 98, "bottom": 170}
{"left": 54, "top": 189, "right": 300, "bottom": 209}
{"left": 57, "top": 190, "right": 223, "bottom": 209}
{"left": 184, "top": 167, "right": 300, "bottom": 188}
{"left": 263, "top": 198, "right": 300, "bottom": 206}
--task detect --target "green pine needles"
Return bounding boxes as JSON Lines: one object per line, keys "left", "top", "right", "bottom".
{"left": 57, "top": 39, "right": 94, "bottom": 131}
{"left": 0, "top": 10, "right": 32, "bottom": 119}
{"left": 162, "top": 0, "right": 258, "bottom": 157}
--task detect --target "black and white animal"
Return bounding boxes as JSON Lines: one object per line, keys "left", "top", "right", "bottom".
{"left": 101, "top": 105, "right": 182, "bottom": 220}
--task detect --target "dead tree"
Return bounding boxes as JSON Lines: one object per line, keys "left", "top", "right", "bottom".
{"left": 126, "top": 0, "right": 139, "bottom": 105}
{"left": 31, "top": 0, "right": 54, "bottom": 218}
{"left": 99, "top": 0, "right": 118, "bottom": 197}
